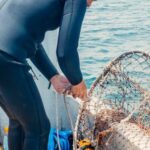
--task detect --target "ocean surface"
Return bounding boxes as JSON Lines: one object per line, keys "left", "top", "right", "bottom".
{"left": 79, "top": 0, "right": 150, "bottom": 88}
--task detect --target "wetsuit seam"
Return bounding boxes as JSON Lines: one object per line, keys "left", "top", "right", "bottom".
{"left": 62, "top": 0, "right": 73, "bottom": 76}
{"left": 63, "top": 0, "right": 73, "bottom": 53}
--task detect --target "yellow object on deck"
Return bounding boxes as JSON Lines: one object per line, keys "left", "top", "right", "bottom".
{"left": 0, "top": 146, "right": 3, "bottom": 150}
{"left": 78, "top": 139, "right": 94, "bottom": 150}
{"left": 4, "top": 127, "right": 9, "bottom": 135}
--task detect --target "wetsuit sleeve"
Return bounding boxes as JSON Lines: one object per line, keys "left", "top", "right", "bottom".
{"left": 56, "top": 0, "right": 87, "bottom": 85}
{"left": 30, "top": 44, "right": 58, "bottom": 81}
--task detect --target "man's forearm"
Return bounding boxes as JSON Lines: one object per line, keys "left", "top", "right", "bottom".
{"left": 30, "top": 44, "right": 58, "bottom": 81}
{"left": 56, "top": 0, "right": 86, "bottom": 85}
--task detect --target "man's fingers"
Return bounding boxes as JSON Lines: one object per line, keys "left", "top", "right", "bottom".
{"left": 72, "top": 94, "right": 77, "bottom": 98}
{"left": 80, "top": 91, "right": 88, "bottom": 101}
{"left": 68, "top": 80, "right": 87, "bottom": 100}
{"left": 60, "top": 76, "right": 69, "bottom": 83}
{"left": 78, "top": 92, "right": 85, "bottom": 100}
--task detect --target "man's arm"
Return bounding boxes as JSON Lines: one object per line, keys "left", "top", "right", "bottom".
{"left": 56, "top": 0, "right": 87, "bottom": 85}
{"left": 30, "top": 44, "right": 70, "bottom": 93}
{"left": 30, "top": 43, "right": 58, "bottom": 81}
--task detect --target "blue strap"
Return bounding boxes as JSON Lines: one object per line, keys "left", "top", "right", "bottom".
{"left": 48, "top": 128, "right": 56, "bottom": 150}
{"left": 48, "top": 128, "right": 72, "bottom": 150}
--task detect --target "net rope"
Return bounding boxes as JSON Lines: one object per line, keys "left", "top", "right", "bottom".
{"left": 75, "top": 51, "right": 150, "bottom": 149}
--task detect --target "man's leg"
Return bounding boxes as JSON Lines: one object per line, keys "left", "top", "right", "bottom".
{"left": 0, "top": 53, "right": 50, "bottom": 150}
{"left": 0, "top": 95, "right": 24, "bottom": 150}
{"left": 8, "top": 119, "right": 25, "bottom": 150}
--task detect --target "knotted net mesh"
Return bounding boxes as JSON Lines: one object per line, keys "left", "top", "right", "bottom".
{"left": 75, "top": 51, "right": 150, "bottom": 150}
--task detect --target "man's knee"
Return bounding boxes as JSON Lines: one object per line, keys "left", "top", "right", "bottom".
{"left": 25, "top": 117, "right": 50, "bottom": 138}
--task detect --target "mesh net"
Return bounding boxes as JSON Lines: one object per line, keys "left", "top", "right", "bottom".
{"left": 75, "top": 51, "right": 150, "bottom": 149}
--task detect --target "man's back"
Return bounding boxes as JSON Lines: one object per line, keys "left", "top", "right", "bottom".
{"left": 0, "top": 0, "right": 63, "bottom": 59}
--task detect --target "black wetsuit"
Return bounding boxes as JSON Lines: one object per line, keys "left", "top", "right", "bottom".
{"left": 0, "top": 0, "right": 87, "bottom": 149}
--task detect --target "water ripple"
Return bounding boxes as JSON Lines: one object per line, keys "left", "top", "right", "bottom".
{"left": 79, "top": 0, "right": 150, "bottom": 88}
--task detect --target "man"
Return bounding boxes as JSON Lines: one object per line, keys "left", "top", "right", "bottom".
{"left": 0, "top": 0, "right": 94, "bottom": 149}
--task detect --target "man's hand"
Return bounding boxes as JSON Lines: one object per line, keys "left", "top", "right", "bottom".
{"left": 50, "top": 75, "right": 70, "bottom": 94}
{"left": 71, "top": 80, "right": 88, "bottom": 100}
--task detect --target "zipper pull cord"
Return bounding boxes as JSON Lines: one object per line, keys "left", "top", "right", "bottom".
{"left": 29, "top": 66, "right": 39, "bottom": 80}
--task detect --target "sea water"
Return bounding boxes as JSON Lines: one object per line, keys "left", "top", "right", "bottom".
{"left": 79, "top": 0, "right": 150, "bottom": 88}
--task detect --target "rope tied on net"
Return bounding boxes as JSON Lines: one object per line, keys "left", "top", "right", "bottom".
{"left": 55, "top": 92, "right": 61, "bottom": 150}
{"left": 54, "top": 87, "right": 75, "bottom": 150}
{"left": 63, "top": 85, "right": 77, "bottom": 149}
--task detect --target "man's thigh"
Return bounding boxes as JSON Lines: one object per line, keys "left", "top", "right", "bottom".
{"left": 0, "top": 59, "right": 49, "bottom": 134}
